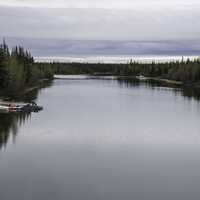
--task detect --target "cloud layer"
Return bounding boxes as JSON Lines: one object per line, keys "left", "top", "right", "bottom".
{"left": 1, "top": 0, "right": 200, "bottom": 9}
{"left": 0, "top": 6, "right": 200, "bottom": 41}
{"left": 0, "top": 0, "right": 200, "bottom": 55}
{"left": 5, "top": 37, "right": 200, "bottom": 57}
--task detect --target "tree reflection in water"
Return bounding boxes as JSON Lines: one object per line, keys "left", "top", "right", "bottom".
{"left": 0, "top": 112, "right": 31, "bottom": 149}
{"left": 117, "top": 77, "right": 200, "bottom": 101}
{"left": 1, "top": 78, "right": 200, "bottom": 150}
{"left": 0, "top": 81, "right": 52, "bottom": 150}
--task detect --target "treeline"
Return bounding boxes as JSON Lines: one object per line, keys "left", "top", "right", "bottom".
{"left": 0, "top": 40, "right": 54, "bottom": 96}
{"left": 50, "top": 58, "right": 200, "bottom": 84}
{"left": 52, "top": 62, "right": 127, "bottom": 75}
{"left": 127, "top": 59, "right": 200, "bottom": 83}
{"left": 2, "top": 39, "right": 200, "bottom": 93}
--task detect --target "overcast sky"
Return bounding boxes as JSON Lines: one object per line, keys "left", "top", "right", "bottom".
{"left": 1, "top": 0, "right": 200, "bottom": 9}
{"left": 0, "top": 0, "right": 200, "bottom": 56}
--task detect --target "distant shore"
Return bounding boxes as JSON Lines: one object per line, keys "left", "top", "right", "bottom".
{"left": 35, "top": 55, "right": 200, "bottom": 64}
{"left": 54, "top": 74, "right": 187, "bottom": 87}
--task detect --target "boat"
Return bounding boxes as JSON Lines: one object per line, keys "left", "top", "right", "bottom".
{"left": 20, "top": 102, "right": 43, "bottom": 112}
{"left": 136, "top": 75, "right": 148, "bottom": 80}
{"left": 0, "top": 105, "right": 9, "bottom": 112}
{"left": 0, "top": 102, "right": 43, "bottom": 113}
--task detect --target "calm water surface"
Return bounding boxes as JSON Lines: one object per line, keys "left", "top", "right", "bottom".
{"left": 1, "top": 77, "right": 200, "bottom": 200}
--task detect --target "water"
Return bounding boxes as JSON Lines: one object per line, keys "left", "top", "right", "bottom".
{"left": 1, "top": 77, "right": 200, "bottom": 200}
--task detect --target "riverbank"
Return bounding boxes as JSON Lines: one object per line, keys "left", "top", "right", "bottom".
{"left": 0, "top": 79, "right": 52, "bottom": 101}
{"left": 54, "top": 73, "right": 200, "bottom": 88}
{"left": 0, "top": 41, "right": 54, "bottom": 99}
{"left": 22, "top": 79, "right": 50, "bottom": 94}
{"left": 50, "top": 58, "right": 200, "bottom": 86}
{"left": 139, "top": 76, "right": 200, "bottom": 88}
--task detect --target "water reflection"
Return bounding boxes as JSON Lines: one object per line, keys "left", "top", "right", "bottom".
{"left": 1, "top": 77, "right": 200, "bottom": 200}
{"left": 0, "top": 81, "right": 52, "bottom": 149}
{"left": 117, "top": 77, "right": 200, "bottom": 101}
{"left": 1, "top": 78, "right": 200, "bottom": 151}
{"left": 0, "top": 112, "right": 31, "bottom": 149}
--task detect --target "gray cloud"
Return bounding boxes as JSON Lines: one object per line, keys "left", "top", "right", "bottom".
{"left": 4, "top": 37, "right": 200, "bottom": 57}
{"left": 0, "top": 1, "right": 200, "bottom": 56}
{"left": 0, "top": 6, "right": 200, "bottom": 41}
{"left": 1, "top": 0, "right": 200, "bottom": 9}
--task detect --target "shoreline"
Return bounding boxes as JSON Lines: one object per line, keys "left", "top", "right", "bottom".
{"left": 1, "top": 74, "right": 200, "bottom": 101}
{"left": 22, "top": 79, "right": 50, "bottom": 94}
{"left": 54, "top": 74, "right": 200, "bottom": 88}
{"left": 0, "top": 79, "right": 52, "bottom": 101}
{"left": 54, "top": 74, "right": 186, "bottom": 86}
{"left": 139, "top": 77, "right": 183, "bottom": 85}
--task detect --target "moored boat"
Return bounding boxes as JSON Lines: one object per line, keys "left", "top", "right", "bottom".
{"left": 0, "top": 102, "right": 43, "bottom": 113}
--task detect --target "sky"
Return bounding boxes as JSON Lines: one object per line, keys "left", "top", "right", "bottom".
{"left": 0, "top": 0, "right": 200, "bottom": 57}
{"left": 1, "top": 0, "right": 200, "bottom": 9}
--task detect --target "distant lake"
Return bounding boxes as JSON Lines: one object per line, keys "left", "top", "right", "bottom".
{"left": 1, "top": 76, "right": 200, "bottom": 200}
